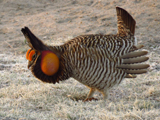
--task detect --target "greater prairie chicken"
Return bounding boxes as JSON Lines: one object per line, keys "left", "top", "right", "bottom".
{"left": 21, "top": 7, "right": 149, "bottom": 101}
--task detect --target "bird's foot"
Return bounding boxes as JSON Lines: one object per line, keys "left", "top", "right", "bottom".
{"left": 83, "top": 97, "right": 98, "bottom": 102}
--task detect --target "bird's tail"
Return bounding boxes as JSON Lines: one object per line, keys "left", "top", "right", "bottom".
{"left": 116, "top": 7, "right": 136, "bottom": 37}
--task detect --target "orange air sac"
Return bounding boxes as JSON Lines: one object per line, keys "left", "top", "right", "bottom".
{"left": 41, "top": 51, "right": 59, "bottom": 76}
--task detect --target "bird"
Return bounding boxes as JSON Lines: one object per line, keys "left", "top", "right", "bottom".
{"left": 21, "top": 7, "right": 149, "bottom": 101}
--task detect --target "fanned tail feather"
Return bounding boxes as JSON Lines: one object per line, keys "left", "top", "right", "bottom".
{"left": 116, "top": 7, "right": 136, "bottom": 36}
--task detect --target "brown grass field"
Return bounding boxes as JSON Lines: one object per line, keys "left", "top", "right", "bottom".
{"left": 0, "top": 0, "right": 160, "bottom": 119}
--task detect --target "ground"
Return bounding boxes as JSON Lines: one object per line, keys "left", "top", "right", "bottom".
{"left": 0, "top": 0, "right": 160, "bottom": 120}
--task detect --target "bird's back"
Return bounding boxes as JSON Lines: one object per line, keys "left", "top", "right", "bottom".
{"left": 64, "top": 34, "right": 135, "bottom": 56}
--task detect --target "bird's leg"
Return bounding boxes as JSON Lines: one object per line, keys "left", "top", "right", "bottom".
{"left": 83, "top": 88, "right": 97, "bottom": 101}
{"left": 101, "top": 90, "right": 109, "bottom": 100}
{"left": 87, "top": 88, "right": 95, "bottom": 98}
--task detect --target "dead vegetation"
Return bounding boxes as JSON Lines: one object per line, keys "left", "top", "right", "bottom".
{"left": 0, "top": 0, "right": 160, "bottom": 119}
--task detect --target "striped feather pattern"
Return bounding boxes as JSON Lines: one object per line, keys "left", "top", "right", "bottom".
{"left": 53, "top": 34, "right": 135, "bottom": 57}
{"left": 21, "top": 7, "right": 150, "bottom": 100}
{"left": 61, "top": 35, "right": 133, "bottom": 90}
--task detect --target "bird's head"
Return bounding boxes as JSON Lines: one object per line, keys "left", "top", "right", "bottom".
{"left": 21, "top": 27, "right": 61, "bottom": 83}
{"left": 26, "top": 49, "right": 59, "bottom": 76}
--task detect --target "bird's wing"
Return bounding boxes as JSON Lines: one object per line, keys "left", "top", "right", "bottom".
{"left": 68, "top": 46, "right": 149, "bottom": 79}
{"left": 67, "top": 46, "right": 125, "bottom": 89}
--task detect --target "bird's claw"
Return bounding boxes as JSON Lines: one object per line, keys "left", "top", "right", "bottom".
{"left": 83, "top": 97, "right": 98, "bottom": 102}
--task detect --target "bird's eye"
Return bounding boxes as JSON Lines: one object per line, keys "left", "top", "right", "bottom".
{"left": 32, "top": 54, "right": 36, "bottom": 60}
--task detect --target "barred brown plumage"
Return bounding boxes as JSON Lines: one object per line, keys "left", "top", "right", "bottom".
{"left": 21, "top": 7, "right": 149, "bottom": 101}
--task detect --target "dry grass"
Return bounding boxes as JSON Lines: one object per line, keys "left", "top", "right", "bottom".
{"left": 0, "top": 0, "right": 160, "bottom": 119}
{"left": 0, "top": 51, "right": 160, "bottom": 120}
